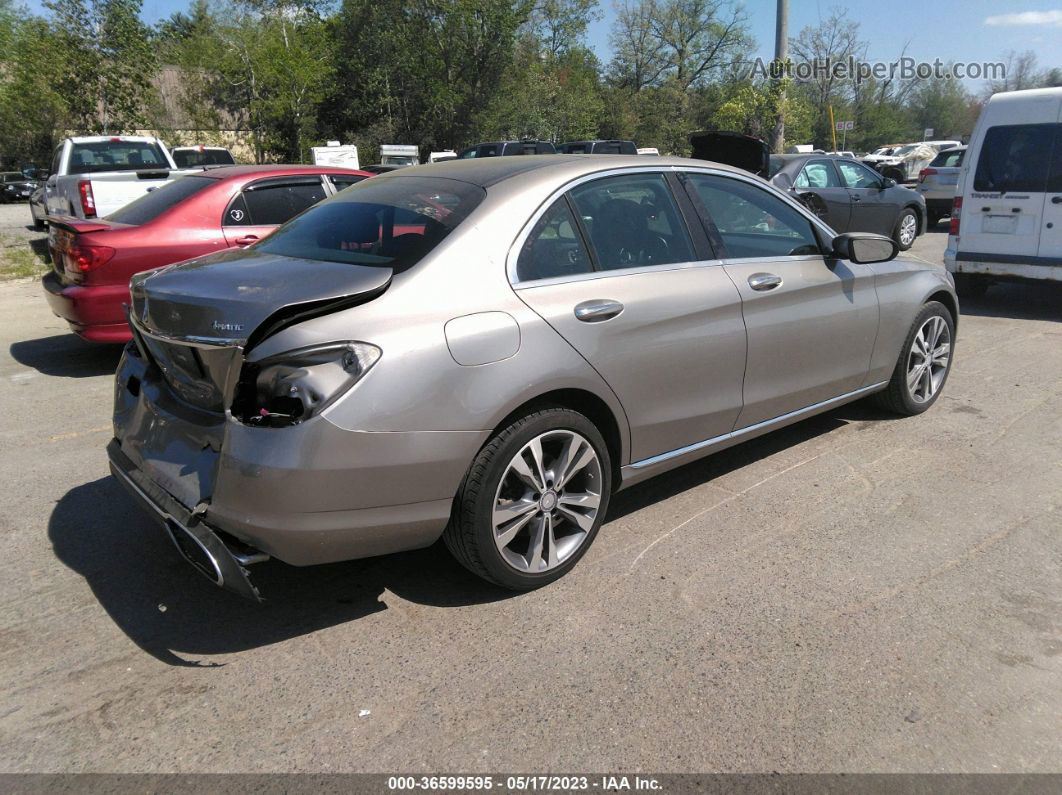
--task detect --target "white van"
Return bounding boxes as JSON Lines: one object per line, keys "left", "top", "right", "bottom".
{"left": 945, "top": 87, "right": 1062, "bottom": 297}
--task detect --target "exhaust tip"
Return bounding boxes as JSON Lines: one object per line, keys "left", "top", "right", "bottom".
{"left": 165, "top": 519, "right": 224, "bottom": 587}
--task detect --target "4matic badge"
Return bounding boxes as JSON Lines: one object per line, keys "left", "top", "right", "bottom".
{"left": 212, "top": 320, "right": 244, "bottom": 333}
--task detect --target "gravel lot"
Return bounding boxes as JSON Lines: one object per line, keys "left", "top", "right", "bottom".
{"left": 0, "top": 200, "right": 1060, "bottom": 773}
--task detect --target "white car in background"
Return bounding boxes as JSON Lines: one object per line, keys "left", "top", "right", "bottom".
{"left": 43, "top": 135, "right": 194, "bottom": 220}
{"left": 945, "top": 87, "right": 1062, "bottom": 297}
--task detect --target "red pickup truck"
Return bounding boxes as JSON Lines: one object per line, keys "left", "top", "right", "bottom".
{"left": 42, "top": 165, "right": 370, "bottom": 343}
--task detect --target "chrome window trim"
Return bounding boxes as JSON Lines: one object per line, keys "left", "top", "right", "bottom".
{"left": 506, "top": 165, "right": 839, "bottom": 288}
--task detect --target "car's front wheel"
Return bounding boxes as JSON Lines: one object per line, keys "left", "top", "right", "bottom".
{"left": 873, "top": 301, "right": 955, "bottom": 415}
{"left": 894, "top": 208, "right": 919, "bottom": 251}
{"left": 444, "top": 407, "right": 612, "bottom": 590}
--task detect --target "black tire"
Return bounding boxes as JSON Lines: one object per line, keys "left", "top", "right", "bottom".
{"left": 893, "top": 208, "right": 919, "bottom": 251}
{"left": 444, "top": 406, "right": 612, "bottom": 590}
{"left": 954, "top": 273, "right": 989, "bottom": 300}
{"left": 872, "top": 301, "right": 955, "bottom": 416}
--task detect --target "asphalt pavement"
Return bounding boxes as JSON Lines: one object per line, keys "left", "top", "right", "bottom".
{"left": 0, "top": 202, "right": 1059, "bottom": 773}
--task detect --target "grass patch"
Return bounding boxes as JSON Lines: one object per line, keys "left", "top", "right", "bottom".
{"left": 0, "top": 237, "right": 50, "bottom": 280}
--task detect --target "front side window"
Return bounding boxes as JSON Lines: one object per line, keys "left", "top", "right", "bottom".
{"left": 836, "top": 160, "right": 882, "bottom": 189}
{"left": 107, "top": 175, "right": 216, "bottom": 225}
{"left": 255, "top": 175, "right": 485, "bottom": 271}
{"left": 795, "top": 160, "right": 840, "bottom": 189}
{"left": 241, "top": 180, "right": 327, "bottom": 225}
{"left": 68, "top": 141, "right": 168, "bottom": 174}
{"left": 974, "top": 124, "right": 1058, "bottom": 193}
{"left": 568, "top": 173, "right": 694, "bottom": 270}
{"left": 516, "top": 198, "right": 593, "bottom": 282}
{"left": 686, "top": 173, "right": 821, "bottom": 259}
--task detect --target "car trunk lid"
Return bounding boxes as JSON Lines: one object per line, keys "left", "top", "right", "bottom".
{"left": 129, "top": 248, "right": 393, "bottom": 413}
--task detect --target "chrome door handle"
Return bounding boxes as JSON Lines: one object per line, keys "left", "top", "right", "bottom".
{"left": 574, "top": 299, "right": 624, "bottom": 322}
{"left": 748, "top": 273, "right": 782, "bottom": 291}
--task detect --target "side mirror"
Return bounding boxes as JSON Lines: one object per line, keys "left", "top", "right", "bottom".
{"left": 882, "top": 177, "right": 897, "bottom": 188}
{"left": 831, "top": 232, "right": 898, "bottom": 264}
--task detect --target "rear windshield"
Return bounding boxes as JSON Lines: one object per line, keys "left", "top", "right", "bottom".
{"left": 106, "top": 175, "right": 215, "bottom": 225}
{"left": 930, "top": 149, "right": 965, "bottom": 168}
{"left": 68, "top": 141, "right": 169, "bottom": 174}
{"left": 172, "top": 148, "right": 236, "bottom": 168}
{"left": 255, "top": 176, "right": 486, "bottom": 271}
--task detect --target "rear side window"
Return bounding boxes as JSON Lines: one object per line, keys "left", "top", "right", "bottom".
{"left": 106, "top": 175, "right": 215, "bottom": 225}
{"left": 241, "top": 180, "right": 327, "bottom": 225}
{"left": 568, "top": 173, "right": 694, "bottom": 270}
{"left": 255, "top": 176, "right": 485, "bottom": 271}
{"left": 796, "top": 160, "right": 840, "bottom": 188}
{"left": 328, "top": 174, "right": 367, "bottom": 192}
{"left": 930, "top": 149, "right": 965, "bottom": 168}
{"left": 68, "top": 141, "right": 168, "bottom": 174}
{"left": 516, "top": 198, "right": 593, "bottom": 282}
{"left": 974, "top": 124, "right": 1058, "bottom": 193}
{"left": 172, "top": 148, "right": 236, "bottom": 168}
{"left": 686, "top": 174, "right": 821, "bottom": 259}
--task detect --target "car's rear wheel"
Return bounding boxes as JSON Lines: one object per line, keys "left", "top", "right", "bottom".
{"left": 444, "top": 407, "right": 611, "bottom": 590}
{"left": 894, "top": 208, "right": 919, "bottom": 250}
{"left": 872, "top": 301, "right": 954, "bottom": 415}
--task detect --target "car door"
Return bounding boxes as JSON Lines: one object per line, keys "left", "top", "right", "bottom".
{"left": 1039, "top": 123, "right": 1062, "bottom": 258}
{"left": 835, "top": 159, "right": 897, "bottom": 236}
{"left": 963, "top": 123, "right": 1056, "bottom": 261}
{"left": 682, "top": 171, "right": 879, "bottom": 429}
{"left": 222, "top": 175, "right": 328, "bottom": 247}
{"left": 511, "top": 172, "right": 747, "bottom": 463}
{"left": 793, "top": 159, "right": 852, "bottom": 232}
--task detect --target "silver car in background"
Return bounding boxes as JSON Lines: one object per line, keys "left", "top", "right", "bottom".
{"left": 108, "top": 156, "right": 958, "bottom": 598}
{"left": 917, "top": 146, "right": 966, "bottom": 227}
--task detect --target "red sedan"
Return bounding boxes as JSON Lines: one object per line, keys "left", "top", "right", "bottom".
{"left": 42, "top": 165, "right": 371, "bottom": 343}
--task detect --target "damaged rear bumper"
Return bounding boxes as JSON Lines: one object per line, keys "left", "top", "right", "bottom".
{"left": 108, "top": 438, "right": 267, "bottom": 601}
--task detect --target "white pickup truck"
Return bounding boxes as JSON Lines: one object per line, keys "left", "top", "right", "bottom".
{"left": 43, "top": 135, "right": 193, "bottom": 221}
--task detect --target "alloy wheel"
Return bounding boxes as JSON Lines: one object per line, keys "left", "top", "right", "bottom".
{"left": 899, "top": 214, "right": 917, "bottom": 247}
{"left": 906, "top": 315, "right": 950, "bottom": 403}
{"left": 492, "top": 430, "right": 603, "bottom": 573}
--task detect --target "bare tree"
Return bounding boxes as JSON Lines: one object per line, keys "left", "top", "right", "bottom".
{"left": 608, "top": 0, "right": 750, "bottom": 91}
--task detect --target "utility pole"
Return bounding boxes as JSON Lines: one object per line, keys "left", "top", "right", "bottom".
{"left": 768, "top": 0, "right": 788, "bottom": 154}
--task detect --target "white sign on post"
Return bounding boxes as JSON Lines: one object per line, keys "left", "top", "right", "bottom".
{"left": 923, "top": 128, "right": 934, "bottom": 139}
{"left": 844, "top": 121, "right": 855, "bottom": 130}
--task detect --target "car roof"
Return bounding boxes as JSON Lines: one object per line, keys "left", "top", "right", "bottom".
{"left": 378, "top": 154, "right": 753, "bottom": 189}
{"left": 193, "top": 164, "right": 368, "bottom": 180}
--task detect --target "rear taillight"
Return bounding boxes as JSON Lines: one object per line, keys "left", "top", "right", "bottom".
{"left": 77, "top": 180, "right": 96, "bottom": 217}
{"left": 66, "top": 243, "right": 115, "bottom": 272}
{"left": 949, "top": 197, "right": 962, "bottom": 236}
{"left": 918, "top": 168, "right": 937, "bottom": 183}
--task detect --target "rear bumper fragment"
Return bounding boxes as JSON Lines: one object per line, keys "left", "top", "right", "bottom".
{"left": 107, "top": 438, "right": 267, "bottom": 600}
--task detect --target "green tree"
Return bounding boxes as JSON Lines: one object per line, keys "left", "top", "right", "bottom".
{"left": 43, "top": 0, "right": 159, "bottom": 132}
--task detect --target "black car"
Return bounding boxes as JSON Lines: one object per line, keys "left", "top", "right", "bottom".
{"left": 0, "top": 171, "right": 40, "bottom": 203}
{"left": 456, "top": 141, "right": 556, "bottom": 158}
{"left": 769, "top": 155, "right": 926, "bottom": 250}
{"left": 557, "top": 139, "right": 637, "bottom": 154}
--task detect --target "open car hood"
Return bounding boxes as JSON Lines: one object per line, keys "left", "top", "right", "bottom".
{"left": 130, "top": 248, "right": 393, "bottom": 350}
{"left": 689, "top": 131, "right": 770, "bottom": 177}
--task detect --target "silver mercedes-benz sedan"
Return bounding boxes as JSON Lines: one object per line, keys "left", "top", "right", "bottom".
{"left": 108, "top": 155, "right": 957, "bottom": 598}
